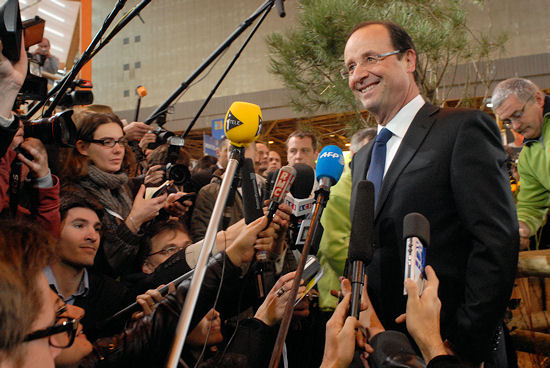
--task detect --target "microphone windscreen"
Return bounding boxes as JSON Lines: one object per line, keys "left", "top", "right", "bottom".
{"left": 291, "top": 163, "right": 314, "bottom": 199}
{"left": 224, "top": 101, "right": 262, "bottom": 147}
{"left": 348, "top": 180, "right": 374, "bottom": 263}
{"left": 136, "top": 85, "right": 147, "bottom": 97}
{"left": 403, "top": 212, "right": 430, "bottom": 247}
{"left": 316, "top": 145, "right": 345, "bottom": 185}
{"left": 240, "top": 158, "right": 263, "bottom": 224}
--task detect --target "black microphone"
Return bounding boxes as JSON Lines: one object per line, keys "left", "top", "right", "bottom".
{"left": 240, "top": 157, "right": 263, "bottom": 224}
{"left": 275, "top": 0, "right": 286, "bottom": 17}
{"left": 291, "top": 163, "right": 314, "bottom": 199}
{"left": 263, "top": 169, "right": 279, "bottom": 202}
{"left": 403, "top": 213, "right": 430, "bottom": 295}
{"left": 286, "top": 163, "right": 315, "bottom": 249}
{"left": 347, "top": 180, "right": 374, "bottom": 319}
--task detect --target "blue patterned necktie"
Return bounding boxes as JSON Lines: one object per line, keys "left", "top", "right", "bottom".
{"left": 367, "top": 128, "right": 393, "bottom": 206}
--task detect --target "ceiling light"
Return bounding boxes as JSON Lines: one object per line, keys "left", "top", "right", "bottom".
{"left": 38, "top": 8, "right": 65, "bottom": 22}
{"left": 50, "top": 44, "right": 64, "bottom": 52}
{"left": 45, "top": 26, "right": 64, "bottom": 37}
{"left": 50, "top": 0, "right": 66, "bottom": 8}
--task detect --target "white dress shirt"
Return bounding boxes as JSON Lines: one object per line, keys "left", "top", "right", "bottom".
{"left": 377, "top": 95, "right": 425, "bottom": 176}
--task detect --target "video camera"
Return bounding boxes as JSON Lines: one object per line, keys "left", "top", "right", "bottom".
{"left": 148, "top": 127, "right": 176, "bottom": 150}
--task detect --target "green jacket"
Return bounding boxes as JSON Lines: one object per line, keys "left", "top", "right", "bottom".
{"left": 517, "top": 110, "right": 550, "bottom": 235}
{"left": 317, "top": 155, "right": 352, "bottom": 310}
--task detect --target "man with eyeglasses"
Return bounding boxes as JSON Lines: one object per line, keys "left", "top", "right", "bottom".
{"left": 142, "top": 219, "right": 193, "bottom": 274}
{"left": 492, "top": 78, "right": 550, "bottom": 251}
{"left": 345, "top": 21, "right": 518, "bottom": 366}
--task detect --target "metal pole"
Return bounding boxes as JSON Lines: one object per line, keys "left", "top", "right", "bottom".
{"left": 165, "top": 147, "right": 243, "bottom": 368}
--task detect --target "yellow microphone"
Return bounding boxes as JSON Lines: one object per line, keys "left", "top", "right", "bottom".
{"left": 224, "top": 101, "right": 262, "bottom": 147}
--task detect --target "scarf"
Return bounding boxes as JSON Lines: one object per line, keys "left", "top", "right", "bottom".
{"left": 79, "top": 164, "right": 133, "bottom": 218}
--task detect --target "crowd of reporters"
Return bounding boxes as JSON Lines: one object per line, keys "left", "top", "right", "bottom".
{"left": 1, "top": 39, "right": 466, "bottom": 368}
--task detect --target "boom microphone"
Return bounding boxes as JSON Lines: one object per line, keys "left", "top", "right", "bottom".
{"left": 347, "top": 180, "right": 374, "bottom": 319}
{"left": 403, "top": 213, "right": 430, "bottom": 295}
{"left": 240, "top": 157, "right": 263, "bottom": 224}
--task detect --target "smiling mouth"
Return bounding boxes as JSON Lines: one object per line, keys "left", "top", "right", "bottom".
{"left": 359, "top": 82, "right": 378, "bottom": 93}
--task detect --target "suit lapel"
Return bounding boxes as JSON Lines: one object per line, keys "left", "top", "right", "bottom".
{"left": 375, "top": 103, "right": 439, "bottom": 218}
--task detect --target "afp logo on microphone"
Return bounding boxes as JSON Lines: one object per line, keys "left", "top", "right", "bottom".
{"left": 318, "top": 150, "right": 345, "bottom": 166}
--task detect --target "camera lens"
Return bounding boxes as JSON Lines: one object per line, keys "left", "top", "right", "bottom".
{"left": 166, "top": 163, "right": 190, "bottom": 185}
{"left": 23, "top": 110, "right": 77, "bottom": 147}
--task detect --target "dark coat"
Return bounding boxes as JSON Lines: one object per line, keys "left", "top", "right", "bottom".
{"left": 350, "top": 103, "right": 519, "bottom": 363}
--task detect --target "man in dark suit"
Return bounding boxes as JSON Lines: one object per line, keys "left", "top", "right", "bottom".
{"left": 344, "top": 21, "right": 518, "bottom": 365}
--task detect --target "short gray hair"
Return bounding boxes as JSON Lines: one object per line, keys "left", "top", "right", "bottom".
{"left": 350, "top": 128, "right": 377, "bottom": 153}
{"left": 491, "top": 78, "right": 540, "bottom": 110}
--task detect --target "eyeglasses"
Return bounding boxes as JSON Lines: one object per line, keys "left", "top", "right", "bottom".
{"left": 341, "top": 50, "right": 403, "bottom": 79}
{"left": 148, "top": 242, "right": 192, "bottom": 257}
{"left": 23, "top": 317, "right": 79, "bottom": 348}
{"left": 86, "top": 137, "right": 128, "bottom": 148}
{"left": 501, "top": 95, "right": 533, "bottom": 127}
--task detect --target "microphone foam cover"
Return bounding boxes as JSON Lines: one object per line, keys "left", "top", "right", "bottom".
{"left": 316, "top": 145, "right": 345, "bottom": 185}
{"left": 403, "top": 212, "right": 430, "bottom": 247}
{"left": 348, "top": 180, "right": 374, "bottom": 263}
{"left": 224, "top": 101, "right": 262, "bottom": 147}
{"left": 291, "top": 163, "right": 314, "bottom": 199}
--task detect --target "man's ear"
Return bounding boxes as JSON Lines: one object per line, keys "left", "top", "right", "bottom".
{"left": 404, "top": 49, "right": 417, "bottom": 74}
{"left": 534, "top": 90, "right": 545, "bottom": 108}
{"left": 76, "top": 140, "right": 89, "bottom": 157}
{"left": 142, "top": 262, "right": 154, "bottom": 275}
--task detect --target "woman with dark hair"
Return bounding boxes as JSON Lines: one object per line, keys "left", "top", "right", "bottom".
{"left": 61, "top": 111, "right": 168, "bottom": 277}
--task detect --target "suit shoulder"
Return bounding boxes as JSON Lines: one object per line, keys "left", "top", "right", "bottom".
{"left": 435, "top": 106, "right": 499, "bottom": 134}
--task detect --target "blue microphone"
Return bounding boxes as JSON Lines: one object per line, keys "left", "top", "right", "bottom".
{"left": 316, "top": 145, "right": 345, "bottom": 189}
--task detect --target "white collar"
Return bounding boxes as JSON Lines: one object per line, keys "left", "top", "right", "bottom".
{"left": 379, "top": 95, "right": 425, "bottom": 137}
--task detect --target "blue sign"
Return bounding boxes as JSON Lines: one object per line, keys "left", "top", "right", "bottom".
{"left": 203, "top": 134, "right": 220, "bottom": 157}
{"left": 211, "top": 118, "right": 225, "bottom": 140}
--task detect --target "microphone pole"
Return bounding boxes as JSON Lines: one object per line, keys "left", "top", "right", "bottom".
{"left": 269, "top": 146, "right": 345, "bottom": 368}
{"left": 269, "top": 178, "right": 330, "bottom": 368}
{"left": 181, "top": 2, "right": 271, "bottom": 138}
{"left": 144, "top": 0, "right": 277, "bottom": 126}
{"left": 166, "top": 145, "right": 243, "bottom": 368}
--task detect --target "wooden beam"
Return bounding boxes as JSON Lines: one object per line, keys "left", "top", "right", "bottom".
{"left": 510, "top": 330, "right": 550, "bottom": 356}
{"left": 518, "top": 250, "right": 550, "bottom": 277}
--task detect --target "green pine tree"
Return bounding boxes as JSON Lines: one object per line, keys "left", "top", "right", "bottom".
{"left": 266, "top": 0, "right": 507, "bottom": 131}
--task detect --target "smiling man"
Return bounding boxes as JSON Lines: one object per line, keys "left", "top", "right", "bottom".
{"left": 492, "top": 78, "right": 550, "bottom": 250}
{"left": 44, "top": 190, "right": 136, "bottom": 341}
{"left": 345, "top": 21, "right": 518, "bottom": 366}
